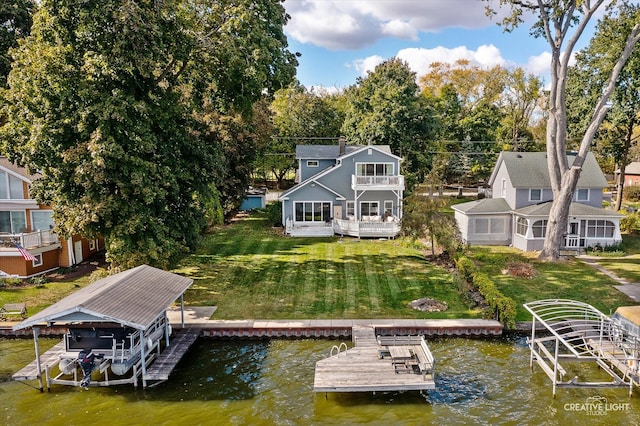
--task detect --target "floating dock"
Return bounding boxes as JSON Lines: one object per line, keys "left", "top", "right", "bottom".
{"left": 313, "top": 325, "right": 436, "bottom": 392}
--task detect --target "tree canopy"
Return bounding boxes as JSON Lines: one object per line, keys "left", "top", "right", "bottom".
{"left": 0, "top": 0, "right": 35, "bottom": 88}
{"left": 0, "top": 0, "right": 297, "bottom": 268}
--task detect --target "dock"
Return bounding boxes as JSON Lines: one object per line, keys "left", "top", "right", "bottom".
{"left": 144, "top": 328, "right": 201, "bottom": 384}
{"left": 13, "top": 341, "right": 65, "bottom": 382}
{"left": 313, "top": 326, "right": 436, "bottom": 392}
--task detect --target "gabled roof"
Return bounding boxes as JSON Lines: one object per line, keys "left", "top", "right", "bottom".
{"left": 514, "top": 201, "right": 623, "bottom": 218}
{"left": 616, "top": 162, "right": 640, "bottom": 175}
{"left": 451, "top": 198, "right": 512, "bottom": 214}
{"left": 489, "top": 152, "right": 608, "bottom": 188}
{"left": 13, "top": 265, "right": 193, "bottom": 331}
{"left": 296, "top": 145, "right": 363, "bottom": 159}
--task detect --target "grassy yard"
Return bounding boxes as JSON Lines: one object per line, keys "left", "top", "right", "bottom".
{"left": 466, "top": 245, "right": 637, "bottom": 321}
{"left": 174, "top": 214, "right": 478, "bottom": 319}
{"left": 1, "top": 213, "right": 638, "bottom": 325}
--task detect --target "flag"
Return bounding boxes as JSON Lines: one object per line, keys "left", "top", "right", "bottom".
{"left": 14, "top": 242, "right": 37, "bottom": 261}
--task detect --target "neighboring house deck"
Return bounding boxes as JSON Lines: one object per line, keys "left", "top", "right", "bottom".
{"left": 0, "top": 157, "right": 102, "bottom": 278}
{"left": 279, "top": 139, "right": 404, "bottom": 238}
{"left": 453, "top": 152, "right": 623, "bottom": 252}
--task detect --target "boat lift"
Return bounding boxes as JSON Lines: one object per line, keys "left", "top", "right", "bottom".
{"left": 524, "top": 299, "right": 640, "bottom": 397}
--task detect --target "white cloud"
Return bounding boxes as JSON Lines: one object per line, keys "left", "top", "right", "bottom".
{"left": 352, "top": 45, "right": 509, "bottom": 79}
{"left": 285, "top": 0, "right": 501, "bottom": 50}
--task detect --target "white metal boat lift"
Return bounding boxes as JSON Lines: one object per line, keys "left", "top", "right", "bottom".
{"left": 524, "top": 299, "right": 640, "bottom": 397}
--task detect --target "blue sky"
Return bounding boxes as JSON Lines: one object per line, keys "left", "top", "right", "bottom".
{"left": 282, "top": 0, "right": 604, "bottom": 90}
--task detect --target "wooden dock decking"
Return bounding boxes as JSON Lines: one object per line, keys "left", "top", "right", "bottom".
{"left": 314, "top": 326, "right": 436, "bottom": 392}
{"left": 144, "top": 328, "right": 201, "bottom": 382}
{"left": 13, "top": 341, "right": 65, "bottom": 382}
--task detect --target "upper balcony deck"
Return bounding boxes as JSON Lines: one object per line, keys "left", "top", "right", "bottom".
{"left": 352, "top": 175, "right": 405, "bottom": 191}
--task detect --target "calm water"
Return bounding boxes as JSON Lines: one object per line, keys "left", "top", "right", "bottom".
{"left": 2, "top": 335, "right": 640, "bottom": 425}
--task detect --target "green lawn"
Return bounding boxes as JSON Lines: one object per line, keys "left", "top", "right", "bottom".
{"left": 174, "top": 214, "right": 478, "bottom": 319}
{"left": 2, "top": 214, "right": 638, "bottom": 325}
{"left": 466, "top": 245, "right": 637, "bottom": 321}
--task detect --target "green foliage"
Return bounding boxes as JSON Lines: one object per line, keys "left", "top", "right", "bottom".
{"left": 0, "top": 277, "right": 22, "bottom": 287}
{"left": 470, "top": 272, "right": 516, "bottom": 329}
{"left": 621, "top": 211, "right": 640, "bottom": 234}
{"left": 0, "top": 1, "right": 297, "bottom": 268}
{"left": 455, "top": 256, "right": 476, "bottom": 283}
{"left": 0, "top": 0, "right": 35, "bottom": 88}
{"left": 624, "top": 186, "right": 640, "bottom": 202}
{"left": 402, "top": 188, "right": 462, "bottom": 256}
{"left": 264, "top": 202, "right": 282, "bottom": 227}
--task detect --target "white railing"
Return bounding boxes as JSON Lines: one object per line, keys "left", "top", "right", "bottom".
{"left": 352, "top": 175, "right": 404, "bottom": 187}
{"left": 334, "top": 218, "right": 400, "bottom": 238}
{"left": 565, "top": 236, "right": 579, "bottom": 248}
{"left": 0, "top": 230, "right": 59, "bottom": 249}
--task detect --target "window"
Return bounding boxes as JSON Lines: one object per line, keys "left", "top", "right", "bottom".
{"left": 475, "top": 217, "right": 505, "bottom": 234}
{"left": 384, "top": 200, "right": 393, "bottom": 215}
{"left": 346, "top": 201, "right": 354, "bottom": 216}
{"left": 31, "top": 210, "right": 54, "bottom": 231}
{"left": 532, "top": 220, "right": 547, "bottom": 238}
{"left": 586, "top": 220, "right": 615, "bottom": 238}
{"left": 89, "top": 240, "right": 96, "bottom": 251}
{"left": 516, "top": 217, "right": 528, "bottom": 236}
{"left": 32, "top": 253, "right": 43, "bottom": 267}
{"left": 576, "top": 188, "right": 589, "bottom": 202}
{"left": 0, "top": 211, "right": 26, "bottom": 233}
{"left": 356, "top": 163, "right": 394, "bottom": 176}
{"left": 0, "top": 171, "right": 25, "bottom": 200}
{"left": 529, "top": 189, "right": 542, "bottom": 201}
{"left": 307, "top": 160, "right": 319, "bottom": 167}
{"left": 501, "top": 179, "right": 506, "bottom": 198}
{"left": 360, "top": 201, "right": 379, "bottom": 217}
{"left": 294, "top": 201, "right": 331, "bottom": 222}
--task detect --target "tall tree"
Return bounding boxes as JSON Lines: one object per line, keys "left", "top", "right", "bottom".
{"left": 487, "top": 0, "right": 640, "bottom": 261}
{"left": 0, "top": 0, "right": 35, "bottom": 89}
{"left": 566, "top": 3, "right": 640, "bottom": 211}
{"left": 342, "top": 58, "right": 433, "bottom": 188}
{"left": 0, "top": 0, "right": 297, "bottom": 268}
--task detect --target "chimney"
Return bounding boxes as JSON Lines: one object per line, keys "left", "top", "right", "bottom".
{"left": 339, "top": 136, "right": 346, "bottom": 156}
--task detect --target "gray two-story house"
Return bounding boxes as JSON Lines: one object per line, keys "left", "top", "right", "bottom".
{"left": 452, "top": 151, "right": 623, "bottom": 251}
{"left": 279, "top": 140, "right": 404, "bottom": 237}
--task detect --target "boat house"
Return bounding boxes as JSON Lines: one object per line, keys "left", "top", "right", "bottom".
{"left": 12, "top": 264, "right": 197, "bottom": 390}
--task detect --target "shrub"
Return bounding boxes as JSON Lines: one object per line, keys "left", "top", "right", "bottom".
{"left": 621, "top": 211, "right": 640, "bottom": 234}
{"left": 624, "top": 186, "right": 640, "bottom": 202}
{"left": 472, "top": 273, "right": 516, "bottom": 329}
{"left": 264, "top": 202, "right": 282, "bottom": 227}
{"left": 455, "top": 256, "right": 476, "bottom": 283}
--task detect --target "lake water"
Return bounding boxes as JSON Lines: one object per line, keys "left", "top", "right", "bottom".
{"left": 1, "top": 335, "right": 640, "bottom": 425}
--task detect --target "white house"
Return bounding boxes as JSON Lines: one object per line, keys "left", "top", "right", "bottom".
{"left": 452, "top": 152, "right": 623, "bottom": 251}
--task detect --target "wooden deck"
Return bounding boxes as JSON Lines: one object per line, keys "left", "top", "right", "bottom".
{"left": 144, "top": 328, "right": 201, "bottom": 383}
{"left": 313, "top": 326, "right": 436, "bottom": 392}
{"left": 13, "top": 341, "right": 65, "bottom": 381}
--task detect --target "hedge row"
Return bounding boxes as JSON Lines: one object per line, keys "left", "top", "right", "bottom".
{"left": 455, "top": 256, "right": 517, "bottom": 329}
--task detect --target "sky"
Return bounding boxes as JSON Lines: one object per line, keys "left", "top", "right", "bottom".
{"left": 282, "top": 0, "right": 606, "bottom": 91}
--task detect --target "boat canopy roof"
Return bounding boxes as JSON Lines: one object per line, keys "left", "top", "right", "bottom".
{"left": 13, "top": 265, "right": 193, "bottom": 331}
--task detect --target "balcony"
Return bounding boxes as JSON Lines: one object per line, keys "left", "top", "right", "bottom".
{"left": 351, "top": 175, "right": 405, "bottom": 191}
{"left": 0, "top": 230, "right": 60, "bottom": 250}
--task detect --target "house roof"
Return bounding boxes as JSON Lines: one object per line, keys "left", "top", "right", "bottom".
{"left": 296, "top": 144, "right": 392, "bottom": 159}
{"left": 13, "top": 265, "right": 193, "bottom": 331}
{"left": 514, "top": 201, "right": 623, "bottom": 218}
{"left": 489, "top": 152, "right": 608, "bottom": 188}
{"left": 451, "top": 198, "right": 512, "bottom": 214}
{"left": 615, "top": 162, "right": 640, "bottom": 175}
